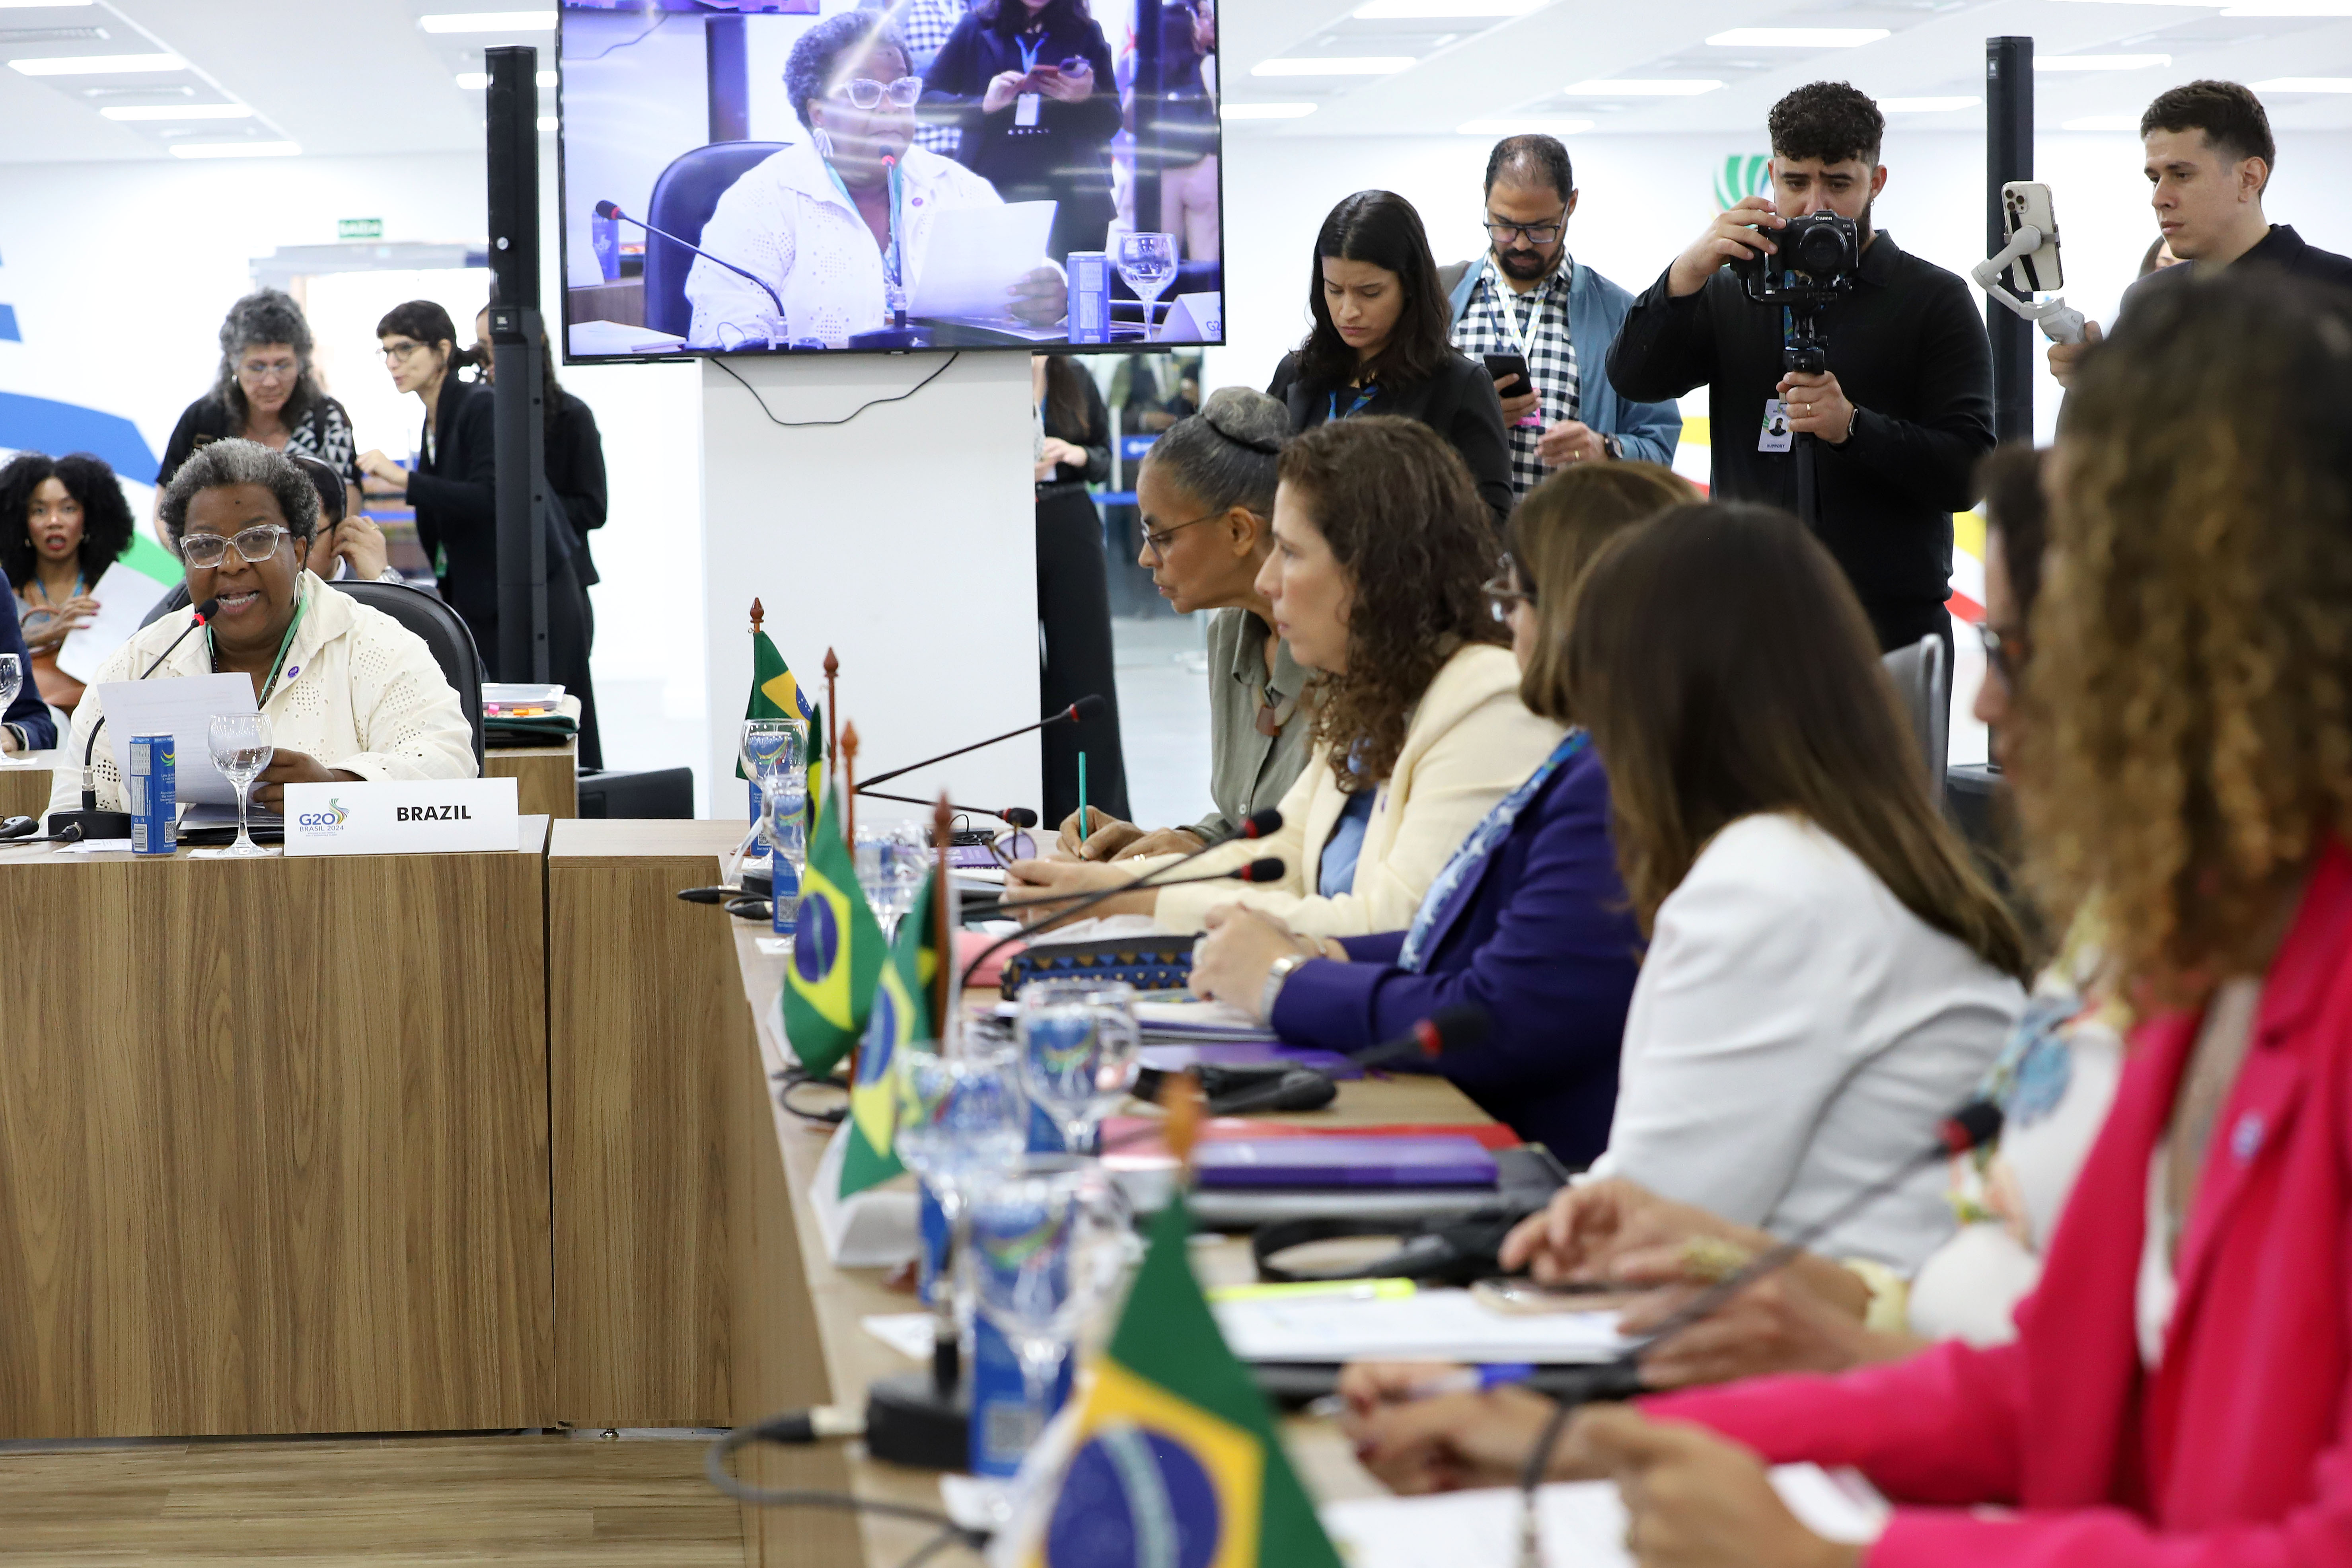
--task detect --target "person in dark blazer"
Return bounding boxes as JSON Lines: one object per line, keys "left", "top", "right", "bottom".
{"left": 1184, "top": 461, "right": 1695, "bottom": 1164}
{"left": 0, "top": 586, "right": 56, "bottom": 756}
{"left": 1033, "top": 353, "right": 1127, "bottom": 827}
{"left": 356, "top": 300, "right": 602, "bottom": 768}
{"left": 476, "top": 304, "right": 607, "bottom": 602}
{"left": 1266, "top": 190, "right": 1515, "bottom": 526}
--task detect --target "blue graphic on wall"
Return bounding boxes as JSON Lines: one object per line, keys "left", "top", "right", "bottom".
{"left": 0, "top": 392, "right": 159, "bottom": 481}
{"left": 0, "top": 304, "right": 19, "bottom": 343}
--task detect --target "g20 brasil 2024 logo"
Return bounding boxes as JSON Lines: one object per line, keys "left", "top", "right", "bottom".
{"left": 1715, "top": 154, "right": 1771, "bottom": 212}
{"left": 294, "top": 797, "right": 350, "bottom": 831}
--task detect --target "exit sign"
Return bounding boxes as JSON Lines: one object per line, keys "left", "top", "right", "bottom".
{"left": 338, "top": 217, "right": 384, "bottom": 240}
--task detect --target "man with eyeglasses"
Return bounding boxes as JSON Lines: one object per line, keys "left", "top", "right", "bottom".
{"left": 1439, "top": 135, "right": 1682, "bottom": 500}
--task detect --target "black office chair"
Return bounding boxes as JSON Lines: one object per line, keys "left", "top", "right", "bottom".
{"left": 642, "top": 140, "right": 790, "bottom": 339}
{"left": 142, "top": 577, "right": 488, "bottom": 766}
{"left": 1880, "top": 633, "right": 1951, "bottom": 812}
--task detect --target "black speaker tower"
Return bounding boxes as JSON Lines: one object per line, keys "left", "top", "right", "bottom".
{"left": 485, "top": 45, "right": 550, "bottom": 684}
{"left": 1986, "top": 36, "right": 2035, "bottom": 446}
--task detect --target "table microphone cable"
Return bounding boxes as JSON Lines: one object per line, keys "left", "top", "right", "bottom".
{"left": 706, "top": 1414, "right": 989, "bottom": 1561}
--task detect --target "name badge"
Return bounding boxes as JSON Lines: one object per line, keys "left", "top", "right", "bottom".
{"left": 1758, "top": 398, "right": 1795, "bottom": 453}
{"left": 283, "top": 777, "right": 521, "bottom": 857}
{"left": 1015, "top": 91, "right": 1042, "bottom": 127}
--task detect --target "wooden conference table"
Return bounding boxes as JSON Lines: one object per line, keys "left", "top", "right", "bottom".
{"left": 0, "top": 817, "right": 1491, "bottom": 1564}
{"left": 0, "top": 742, "right": 578, "bottom": 825}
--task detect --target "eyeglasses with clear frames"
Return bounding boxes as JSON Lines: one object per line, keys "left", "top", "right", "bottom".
{"left": 239, "top": 357, "right": 300, "bottom": 384}
{"left": 1481, "top": 555, "right": 1535, "bottom": 623}
{"left": 836, "top": 75, "right": 922, "bottom": 110}
{"left": 1978, "top": 621, "right": 2027, "bottom": 686}
{"left": 1141, "top": 510, "right": 1223, "bottom": 563}
{"left": 1485, "top": 212, "right": 1567, "bottom": 247}
{"left": 380, "top": 340, "right": 427, "bottom": 363}
{"left": 179, "top": 524, "right": 292, "bottom": 569}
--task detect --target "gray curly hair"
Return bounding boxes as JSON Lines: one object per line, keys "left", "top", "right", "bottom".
{"left": 159, "top": 438, "right": 321, "bottom": 550}
{"left": 212, "top": 288, "right": 322, "bottom": 429}
{"left": 1141, "top": 387, "right": 1288, "bottom": 518}
{"left": 785, "top": 10, "right": 907, "bottom": 130}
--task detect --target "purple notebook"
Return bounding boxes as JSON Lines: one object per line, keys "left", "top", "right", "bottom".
{"left": 1192, "top": 1135, "right": 1498, "bottom": 1189}
{"left": 1137, "top": 1042, "right": 1366, "bottom": 1081}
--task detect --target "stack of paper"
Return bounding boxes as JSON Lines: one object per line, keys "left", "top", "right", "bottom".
{"left": 55, "top": 559, "right": 177, "bottom": 683}
{"left": 1212, "top": 1286, "right": 1629, "bottom": 1365}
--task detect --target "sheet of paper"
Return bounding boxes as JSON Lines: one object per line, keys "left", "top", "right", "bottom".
{"left": 55, "top": 560, "right": 176, "bottom": 684}
{"left": 861, "top": 1313, "right": 935, "bottom": 1360}
{"left": 1321, "top": 1466, "right": 1888, "bottom": 1568}
{"left": 93, "top": 672, "right": 258, "bottom": 807}
{"left": 907, "top": 201, "right": 1057, "bottom": 321}
{"left": 1213, "top": 1287, "right": 1629, "bottom": 1364}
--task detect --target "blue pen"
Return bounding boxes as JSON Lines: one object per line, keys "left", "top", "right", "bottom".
{"left": 1308, "top": 1361, "right": 1536, "bottom": 1420}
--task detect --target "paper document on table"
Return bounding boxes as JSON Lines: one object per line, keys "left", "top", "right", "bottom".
{"left": 93, "top": 672, "right": 257, "bottom": 806}
{"left": 1213, "top": 1286, "right": 1629, "bottom": 1364}
{"left": 55, "top": 560, "right": 175, "bottom": 683}
{"left": 1322, "top": 1466, "right": 1888, "bottom": 1568}
{"left": 906, "top": 201, "right": 1056, "bottom": 321}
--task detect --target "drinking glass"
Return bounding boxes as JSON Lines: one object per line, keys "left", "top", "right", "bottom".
{"left": 895, "top": 1047, "right": 1032, "bottom": 1348}
{"left": 968, "top": 1156, "right": 1136, "bottom": 1452}
{"left": 734, "top": 718, "right": 804, "bottom": 882}
{"left": 195, "top": 712, "right": 274, "bottom": 859}
{"left": 856, "top": 820, "right": 931, "bottom": 940}
{"left": 1115, "top": 231, "right": 1178, "bottom": 341}
{"left": 1016, "top": 978, "right": 1141, "bottom": 1155}
{"left": 0, "top": 654, "right": 25, "bottom": 766}
{"left": 760, "top": 756, "right": 810, "bottom": 912}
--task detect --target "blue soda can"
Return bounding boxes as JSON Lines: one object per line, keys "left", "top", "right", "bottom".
{"left": 127, "top": 733, "right": 176, "bottom": 855}
{"left": 1066, "top": 251, "right": 1110, "bottom": 344}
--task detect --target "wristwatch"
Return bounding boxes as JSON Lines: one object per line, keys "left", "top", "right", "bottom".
{"left": 1600, "top": 434, "right": 1624, "bottom": 461}
{"left": 1259, "top": 951, "right": 1313, "bottom": 1023}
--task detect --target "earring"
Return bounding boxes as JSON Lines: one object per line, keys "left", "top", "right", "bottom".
{"left": 812, "top": 126, "right": 835, "bottom": 159}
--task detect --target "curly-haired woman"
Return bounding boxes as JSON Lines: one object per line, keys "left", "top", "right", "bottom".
{"left": 1347, "top": 272, "right": 2352, "bottom": 1568}
{"left": 156, "top": 289, "right": 361, "bottom": 529}
{"left": 1003, "top": 415, "right": 1561, "bottom": 937}
{"left": 0, "top": 450, "right": 136, "bottom": 712}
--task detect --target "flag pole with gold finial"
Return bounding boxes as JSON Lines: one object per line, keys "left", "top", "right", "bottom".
{"left": 750, "top": 596, "right": 764, "bottom": 635}
{"left": 841, "top": 723, "right": 860, "bottom": 844}
{"left": 935, "top": 793, "right": 957, "bottom": 1050}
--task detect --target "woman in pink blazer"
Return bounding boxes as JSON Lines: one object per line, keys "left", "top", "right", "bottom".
{"left": 1345, "top": 274, "right": 2352, "bottom": 1567}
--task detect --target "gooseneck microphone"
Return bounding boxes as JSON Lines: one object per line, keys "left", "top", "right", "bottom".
{"left": 857, "top": 788, "right": 1037, "bottom": 829}
{"left": 51, "top": 596, "right": 220, "bottom": 842}
{"left": 1348, "top": 1005, "right": 1493, "bottom": 1071}
{"left": 860, "top": 695, "right": 1107, "bottom": 792}
{"left": 594, "top": 199, "right": 785, "bottom": 326}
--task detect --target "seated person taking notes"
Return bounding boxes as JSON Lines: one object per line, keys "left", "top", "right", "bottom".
{"left": 1006, "top": 416, "right": 1561, "bottom": 937}
{"left": 48, "top": 440, "right": 475, "bottom": 816}
{"left": 685, "top": 11, "right": 1065, "bottom": 349}
{"left": 1187, "top": 462, "right": 1693, "bottom": 1165}
{"left": 1057, "top": 387, "right": 1311, "bottom": 862}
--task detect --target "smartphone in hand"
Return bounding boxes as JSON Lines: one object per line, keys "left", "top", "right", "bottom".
{"left": 1483, "top": 352, "right": 1530, "bottom": 395}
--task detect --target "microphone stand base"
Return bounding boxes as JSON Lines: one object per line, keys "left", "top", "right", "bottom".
{"left": 48, "top": 808, "right": 131, "bottom": 842}
{"left": 863, "top": 1370, "right": 970, "bottom": 1471}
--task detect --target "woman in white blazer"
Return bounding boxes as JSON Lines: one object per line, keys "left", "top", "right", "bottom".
{"left": 1004, "top": 415, "right": 1561, "bottom": 937}
{"left": 1564, "top": 503, "right": 2030, "bottom": 1272}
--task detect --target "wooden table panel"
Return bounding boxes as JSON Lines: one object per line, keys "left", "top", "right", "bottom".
{"left": 487, "top": 742, "right": 578, "bottom": 820}
{"left": 0, "top": 751, "right": 58, "bottom": 821}
{"left": 0, "top": 829, "right": 554, "bottom": 1437}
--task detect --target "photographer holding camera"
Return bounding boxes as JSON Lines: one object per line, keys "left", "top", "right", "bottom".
{"left": 1608, "top": 82, "right": 1992, "bottom": 657}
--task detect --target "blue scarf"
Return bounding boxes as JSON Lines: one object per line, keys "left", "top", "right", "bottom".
{"left": 1396, "top": 728, "right": 1589, "bottom": 972}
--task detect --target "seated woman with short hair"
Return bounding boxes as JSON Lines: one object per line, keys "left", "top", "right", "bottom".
{"left": 1004, "top": 415, "right": 1562, "bottom": 937}
{"left": 47, "top": 440, "right": 475, "bottom": 820}
{"left": 1183, "top": 461, "right": 1693, "bottom": 1166}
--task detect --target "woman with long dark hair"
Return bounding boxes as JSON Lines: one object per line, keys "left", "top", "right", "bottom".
{"left": 1268, "top": 190, "right": 1514, "bottom": 524}
{"left": 156, "top": 289, "right": 362, "bottom": 534}
{"left": 356, "top": 300, "right": 600, "bottom": 767}
{"left": 0, "top": 450, "right": 136, "bottom": 712}
{"left": 921, "top": 0, "right": 1120, "bottom": 263}
{"left": 1032, "top": 352, "right": 1127, "bottom": 826}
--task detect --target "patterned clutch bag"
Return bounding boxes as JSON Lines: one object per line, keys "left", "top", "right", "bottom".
{"left": 997, "top": 933, "right": 1196, "bottom": 998}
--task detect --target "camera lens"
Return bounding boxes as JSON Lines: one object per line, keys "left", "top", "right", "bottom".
{"left": 1790, "top": 219, "right": 1850, "bottom": 277}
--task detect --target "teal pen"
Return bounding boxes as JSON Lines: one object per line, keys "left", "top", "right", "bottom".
{"left": 1077, "top": 750, "right": 1088, "bottom": 842}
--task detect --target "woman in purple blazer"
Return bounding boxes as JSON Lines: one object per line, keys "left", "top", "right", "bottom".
{"left": 1188, "top": 461, "right": 1694, "bottom": 1166}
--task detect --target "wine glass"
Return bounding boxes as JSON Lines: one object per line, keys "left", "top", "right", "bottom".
{"left": 734, "top": 718, "right": 803, "bottom": 881}
{"left": 0, "top": 654, "right": 25, "bottom": 766}
{"left": 856, "top": 820, "right": 931, "bottom": 941}
{"left": 195, "top": 712, "right": 274, "bottom": 859}
{"left": 967, "top": 1155, "right": 1136, "bottom": 1452}
{"left": 1016, "top": 978, "right": 1141, "bottom": 1155}
{"left": 895, "top": 1047, "right": 1032, "bottom": 1353}
{"left": 1115, "top": 231, "right": 1178, "bottom": 341}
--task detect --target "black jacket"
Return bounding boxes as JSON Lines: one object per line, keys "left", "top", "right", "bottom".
{"left": 1266, "top": 349, "right": 1515, "bottom": 527}
{"left": 407, "top": 378, "right": 574, "bottom": 655}
{"left": 922, "top": 12, "right": 1118, "bottom": 257}
{"left": 2121, "top": 223, "right": 2352, "bottom": 316}
{"left": 1607, "top": 230, "right": 1993, "bottom": 608}
{"left": 548, "top": 390, "right": 607, "bottom": 588}
{"left": 1040, "top": 371, "right": 1110, "bottom": 490}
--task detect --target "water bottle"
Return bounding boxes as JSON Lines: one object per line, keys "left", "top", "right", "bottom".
{"left": 592, "top": 211, "right": 620, "bottom": 282}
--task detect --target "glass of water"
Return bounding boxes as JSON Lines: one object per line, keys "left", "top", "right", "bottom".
{"left": 896, "top": 1046, "right": 1033, "bottom": 1349}
{"left": 197, "top": 712, "right": 274, "bottom": 858}
{"left": 968, "top": 1155, "right": 1136, "bottom": 1452}
{"left": 0, "top": 654, "right": 25, "bottom": 765}
{"left": 1016, "top": 978, "right": 1141, "bottom": 1155}
{"left": 856, "top": 820, "right": 931, "bottom": 941}
{"left": 1115, "top": 231, "right": 1178, "bottom": 341}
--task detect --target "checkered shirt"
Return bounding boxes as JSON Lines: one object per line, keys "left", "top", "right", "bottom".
{"left": 1449, "top": 254, "right": 1580, "bottom": 499}
{"left": 897, "top": 0, "right": 976, "bottom": 155}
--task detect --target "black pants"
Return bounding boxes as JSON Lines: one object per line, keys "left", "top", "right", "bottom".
{"left": 450, "top": 545, "right": 603, "bottom": 771}
{"left": 1863, "top": 594, "right": 1954, "bottom": 670}
{"left": 1035, "top": 486, "right": 1128, "bottom": 828}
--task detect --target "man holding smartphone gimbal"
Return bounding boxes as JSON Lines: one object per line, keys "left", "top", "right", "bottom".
{"left": 1608, "top": 82, "right": 1992, "bottom": 659}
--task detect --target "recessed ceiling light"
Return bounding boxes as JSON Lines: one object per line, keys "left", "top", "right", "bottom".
{"left": 1458, "top": 116, "right": 1593, "bottom": 134}
{"left": 2038, "top": 54, "right": 2170, "bottom": 70}
{"left": 1251, "top": 56, "right": 1416, "bottom": 75}
{"left": 9, "top": 51, "right": 181, "bottom": 74}
{"left": 1354, "top": 0, "right": 1540, "bottom": 14}
{"left": 1222, "top": 101, "right": 1318, "bottom": 118}
{"left": 1706, "top": 27, "right": 1890, "bottom": 46}
{"left": 2253, "top": 75, "right": 2352, "bottom": 88}
{"left": 537, "top": 114, "right": 558, "bottom": 131}
{"left": 2046, "top": 0, "right": 2218, "bottom": 6}
{"left": 2225, "top": 0, "right": 2352, "bottom": 12}
{"left": 169, "top": 140, "right": 300, "bottom": 158}
{"left": 101, "top": 102, "right": 253, "bottom": 119}
{"left": 1880, "top": 95, "right": 1980, "bottom": 111}
{"left": 456, "top": 68, "right": 557, "bottom": 88}
{"left": 2061, "top": 114, "right": 2144, "bottom": 130}
{"left": 0, "top": 0, "right": 96, "bottom": 7}
{"left": 1563, "top": 77, "right": 1723, "bottom": 95}
{"left": 418, "top": 10, "right": 555, "bottom": 33}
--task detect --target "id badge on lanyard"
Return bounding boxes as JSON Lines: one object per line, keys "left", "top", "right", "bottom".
{"left": 1016, "top": 36, "right": 1044, "bottom": 128}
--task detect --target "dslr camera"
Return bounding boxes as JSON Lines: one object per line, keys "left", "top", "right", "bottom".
{"left": 1730, "top": 211, "right": 1859, "bottom": 374}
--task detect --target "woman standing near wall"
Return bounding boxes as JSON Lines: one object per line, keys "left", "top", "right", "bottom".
{"left": 1033, "top": 353, "right": 1128, "bottom": 828}
{"left": 156, "top": 289, "right": 362, "bottom": 535}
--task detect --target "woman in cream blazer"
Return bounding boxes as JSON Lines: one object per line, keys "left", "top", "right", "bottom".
{"left": 1005, "top": 415, "right": 1558, "bottom": 937}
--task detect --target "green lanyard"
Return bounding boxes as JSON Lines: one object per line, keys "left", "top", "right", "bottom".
{"left": 207, "top": 596, "right": 306, "bottom": 706}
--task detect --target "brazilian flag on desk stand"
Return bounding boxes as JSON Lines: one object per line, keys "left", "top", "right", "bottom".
{"left": 1026, "top": 1196, "right": 1343, "bottom": 1568}
{"left": 740, "top": 628, "right": 822, "bottom": 834}
{"left": 782, "top": 779, "right": 883, "bottom": 1079}
{"left": 839, "top": 876, "right": 935, "bottom": 1198}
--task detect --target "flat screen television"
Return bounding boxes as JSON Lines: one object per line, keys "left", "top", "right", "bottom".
{"left": 556, "top": 0, "right": 1226, "bottom": 362}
